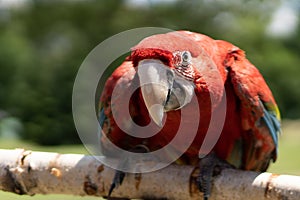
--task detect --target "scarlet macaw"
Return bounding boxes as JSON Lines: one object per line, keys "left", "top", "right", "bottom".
{"left": 98, "top": 31, "right": 281, "bottom": 199}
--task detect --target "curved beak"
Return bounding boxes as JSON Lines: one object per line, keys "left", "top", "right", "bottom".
{"left": 137, "top": 59, "right": 195, "bottom": 127}
{"left": 137, "top": 60, "right": 173, "bottom": 127}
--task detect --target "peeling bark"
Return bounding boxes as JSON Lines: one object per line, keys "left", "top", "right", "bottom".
{"left": 0, "top": 149, "right": 299, "bottom": 200}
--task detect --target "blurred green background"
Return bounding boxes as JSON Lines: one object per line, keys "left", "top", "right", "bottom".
{"left": 0, "top": 0, "right": 299, "bottom": 199}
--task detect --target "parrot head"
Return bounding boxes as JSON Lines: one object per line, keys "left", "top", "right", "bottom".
{"left": 130, "top": 31, "right": 215, "bottom": 127}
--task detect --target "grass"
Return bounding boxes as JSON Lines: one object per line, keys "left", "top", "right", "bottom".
{"left": 0, "top": 120, "right": 299, "bottom": 199}
{"left": 268, "top": 120, "right": 300, "bottom": 175}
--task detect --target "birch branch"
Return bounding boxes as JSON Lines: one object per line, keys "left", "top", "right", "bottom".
{"left": 0, "top": 148, "right": 299, "bottom": 200}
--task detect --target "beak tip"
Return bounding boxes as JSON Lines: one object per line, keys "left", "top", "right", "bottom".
{"left": 155, "top": 120, "right": 163, "bottom": 128}
{"left": 148, "top": 104, "right": 165, "bottom": 128}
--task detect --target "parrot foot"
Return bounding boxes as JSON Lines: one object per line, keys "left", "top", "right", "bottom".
{"left": 108, "top": 170, "right": 126, "bottom": 198}
{"left": 197, "top": 152, "right": 233, "bottom": 200}
{"left": 108, "top": 145, "right": 149, "bottom": 198}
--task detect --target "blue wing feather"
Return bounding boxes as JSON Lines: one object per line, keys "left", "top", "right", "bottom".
{"left": 99, "top": 108, "right": 106, "bottom": 128}
{"left": 261, "top": 102, "right": 281, "bottom": 161}
{"left": 97, "top": 108, "right": 106, "bottom": 148}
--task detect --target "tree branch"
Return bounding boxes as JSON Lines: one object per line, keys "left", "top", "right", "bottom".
{"left": 0, "top": 148, "right": 299, "bottom": 200}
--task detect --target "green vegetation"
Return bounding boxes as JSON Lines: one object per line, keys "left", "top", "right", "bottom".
{"left": 0, "top": 0, "right": 299, "bottom": 144}
{"left": 0, "top": 193, "right": 102, "bottom": 200}
{"left": 0, "top": 139, "right": 88, "bottom": 154}
{"left": 268, "top": 120, "right": 300, "bottom": 175}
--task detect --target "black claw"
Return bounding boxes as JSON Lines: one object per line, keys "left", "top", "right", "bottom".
{"left": 108, "top": 184, "right": 115, "bottom": 198}
{"left": 108, "top": 145, "right": 150, "bottom": 198}
{"left": 197, "top": 163, "right": 213, "bottom": 199}
{"left": 197, "top": 153, "right": 233, "bottom": 200}
{"left": 108, "top": 170, "right": 125, "bottom": 197}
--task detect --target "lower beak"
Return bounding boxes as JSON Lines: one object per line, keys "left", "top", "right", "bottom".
{"left": 137, "top": 60, "right": 173, "bottom": 127}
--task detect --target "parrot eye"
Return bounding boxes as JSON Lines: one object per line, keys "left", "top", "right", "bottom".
{"left": 173, "top": 51, "right": 192, "bottom": 68}
{"left": 173, "top": 51, "right": 194, "bottom": 81}
{"left": 181, "top": 51, "right": 191, "bottom": 66}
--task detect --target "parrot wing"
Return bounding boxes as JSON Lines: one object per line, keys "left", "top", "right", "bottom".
{"left": 98, "top": 61, "right": 140, "bottom": 155}
{"left": 218, "top": 40, "right": 281, "bottom": 171}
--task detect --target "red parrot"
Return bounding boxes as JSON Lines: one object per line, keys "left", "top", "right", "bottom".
{"left": 98, "top": 31, "right": 281, "bottom": 199}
